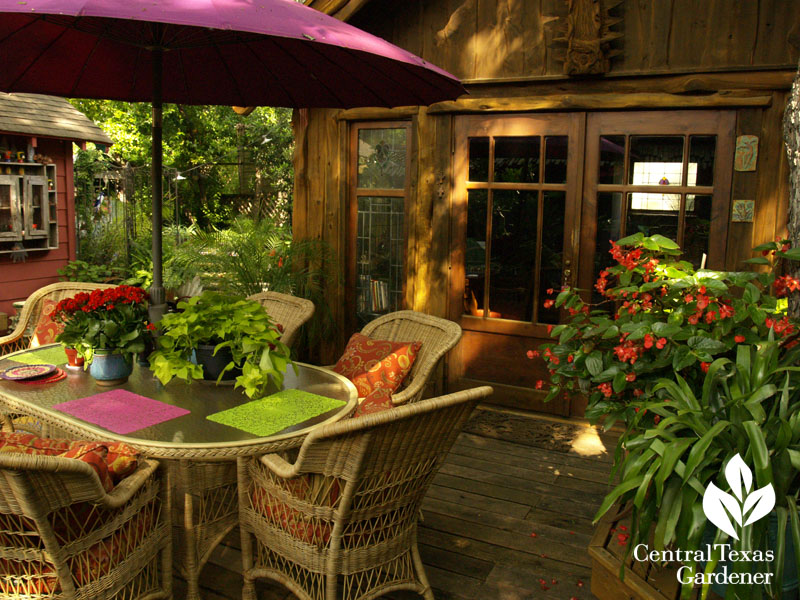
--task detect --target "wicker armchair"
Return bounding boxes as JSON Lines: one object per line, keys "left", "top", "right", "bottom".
{"left": 247, "top": 291, "right": 315, "bottom": 348}
{"left": 0, "top": 282, "right": 114, "bottom": 356}
{"left": 0, "top": 453, "right": 171, "bottom": 599}
{"left": 238, "top": 385, "right": 493, "bottom": 600}
{"left": 357, "top": 310, "right": 462, "bottom": 406}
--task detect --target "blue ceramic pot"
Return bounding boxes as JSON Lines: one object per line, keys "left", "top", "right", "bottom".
{"left": 89, "top": 350, "right": 133, "bottom": 386}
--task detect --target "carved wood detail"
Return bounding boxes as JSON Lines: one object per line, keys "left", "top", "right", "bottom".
{"left": 554, "top": 0, "right": 622, "bottom": 76}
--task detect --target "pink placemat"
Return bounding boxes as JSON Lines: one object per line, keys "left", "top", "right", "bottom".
{"left": 53, "top": 390, "right": 190, "bottom": 434}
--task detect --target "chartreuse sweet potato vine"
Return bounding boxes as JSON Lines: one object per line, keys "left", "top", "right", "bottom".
{"left": 534, "top": 233, "right": 800, "bottom": 599}
{"left": 149, "top": 292, "right": 295, "bottom": 399}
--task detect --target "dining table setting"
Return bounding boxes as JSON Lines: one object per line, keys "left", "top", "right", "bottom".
{"left": 0, "top": 343, "right": 358, "bottom": 600}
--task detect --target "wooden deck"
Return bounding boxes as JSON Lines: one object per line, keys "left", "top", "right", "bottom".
{"left": 175, "top": 406, "right": 619, "bottom": 599}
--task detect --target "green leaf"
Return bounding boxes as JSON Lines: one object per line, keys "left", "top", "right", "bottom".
{"left": 593, "top": 476, "right": 645, "bottom": 523}
{"left": 642, "top": 237, "right": 660, "bottom": 251}
{"left": 777, "top": 247, "right": 800, "bottom": 261}
{"left": 743, "top": 282, "right": 761, "bottom": 304}
{"left": 613, "top": 371, "right": 627, "bottom": 393}
{"left": 616, "top": 232, "right": 644, "bottom": 246}
{"left": 559, "top": 327, "right": 577, "bottom": 345}
{"left": 742, "top": 421, "right": 773, "bottom": 487}
{"left": 687, "top": 336, "right": 727, "bottom": 354}
{"left": 586, "top": 353, "right": 603, "bottom": 377}
{"left": 683, "top": 420, "right": 730, "bottom": 482}
{"left": 649, "top": 234, "right": 680, "bottom": 250}
{"left": 744, "top": 257, "right": 771, "bottom": 265}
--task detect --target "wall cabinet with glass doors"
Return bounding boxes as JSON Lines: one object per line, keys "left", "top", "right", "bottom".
{"left": 0, "top": 162, "right": 57, "bottom": 253}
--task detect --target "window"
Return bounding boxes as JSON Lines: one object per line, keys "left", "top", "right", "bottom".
{"left": 464, "top": 133, "right": 570, "bottom": 324}
{"left": 580, "top": 111, "right": 735, "bottom": 304}
{"left": 348, "top": 123, "right": 411, "bottom": 329}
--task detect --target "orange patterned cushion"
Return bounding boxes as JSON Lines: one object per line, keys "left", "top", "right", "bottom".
{"left": 353, "top": 388, "right": 394, "bottom": 418}
{"left": 0, "top": 431, "right": 71, "bottom": 454}
{"left": 333, "top": 333, "right": 421, "bottom": 399}
{"left": 58, "top": 443, "right": 114, "bottom": 493}
{"left": 0, "top": 433, "right": 132, "bottom": 491}
{"left": 251, "top": 476, "right": 338, "bottom": 547}
{"left": 105, "top": 442, "right": 140, "bottom": 483}
{"left": 32, "top": 298, "right": 63, "bottom": 346}
{"left": 0, "top": 508, "right": 154, "bottom": 595}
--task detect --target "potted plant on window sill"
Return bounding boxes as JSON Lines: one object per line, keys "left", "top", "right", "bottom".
{"left": 534, "top": 234, "right": 800, "bottom": 600}
{"left": 148, "top": 291, "right": 293, "bottom": 399}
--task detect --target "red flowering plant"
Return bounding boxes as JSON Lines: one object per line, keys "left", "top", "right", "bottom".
{"left": 534, "top": 233, "right": 800, "bottom": 434}
{"left": 543, "top": 234, "right": 800, "bottom": 598}
{"left": 53, "top": 285, "right": 152, "bottom": 364}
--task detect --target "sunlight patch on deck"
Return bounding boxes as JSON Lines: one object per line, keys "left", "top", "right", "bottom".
{"left": 570, "top": 426, "right": 608, "bottom": 457}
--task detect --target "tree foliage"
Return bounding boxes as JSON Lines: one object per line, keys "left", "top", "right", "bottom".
{"left": 68, "top": 99, "right": 294, "bottom": 227}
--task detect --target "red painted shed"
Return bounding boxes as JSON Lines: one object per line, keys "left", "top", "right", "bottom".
{"left": 0, "top": 93, "right": 111, "bottom": 324}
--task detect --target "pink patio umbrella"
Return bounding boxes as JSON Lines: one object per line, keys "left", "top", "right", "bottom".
{"left": 0, "top": 0, "right": 465, "bottom": 317}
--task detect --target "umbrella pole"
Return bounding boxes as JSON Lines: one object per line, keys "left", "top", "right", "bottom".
{"left": 149, "top": 48, "right": 166, "bottom": 323}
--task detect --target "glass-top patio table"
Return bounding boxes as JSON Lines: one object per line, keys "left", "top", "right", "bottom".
{"left": 0, "top": 345, "right": 358, "bottom": 600}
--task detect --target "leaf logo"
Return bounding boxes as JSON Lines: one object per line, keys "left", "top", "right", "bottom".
{"left": 702, "top": 454, "right": 775, "bottom": 540}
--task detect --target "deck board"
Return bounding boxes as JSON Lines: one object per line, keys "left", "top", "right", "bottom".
{"left": 179, "top": 408, "right": 615, "bottom": 599}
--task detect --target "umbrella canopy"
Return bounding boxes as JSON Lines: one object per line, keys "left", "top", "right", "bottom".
{"left": 0, "top": 0, "right": 464, "bottom": 107}
{"left": 0, "top": 0, "right": 465, "bottom": 318}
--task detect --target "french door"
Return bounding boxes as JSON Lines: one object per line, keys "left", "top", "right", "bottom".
{"left": 449, "top": 110, "right": 735, "bottom": 416}
{"left": 449, "top": 113, "right": 584, "bottom": 415}
{"left": 577, "top": 110, "right": 735, "bottom": 298}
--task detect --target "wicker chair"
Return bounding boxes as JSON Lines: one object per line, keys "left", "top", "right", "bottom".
{"left": 356, "top": 310, "right": 462, "bottom": 406}
{"left": 0, "top": 453, "right": 172, "bottom": 600}
{"left": 238, "top": 385, "right": 493, "bottom": 600}
{"left": 247, "top": 291, "right": 315, "bottom": 348}
{"left": 0, "top": 282, "right": 114, "bottom": 356}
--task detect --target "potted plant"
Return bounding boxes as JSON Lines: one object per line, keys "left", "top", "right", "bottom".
{"left": 53, "top": 285, "right": 152, "bottom": 385}
{"left": 534, "top": 234, "right": 800, "bottom": 599}
{"left": 148, "top": 291, "right": 293, "bottom": 399}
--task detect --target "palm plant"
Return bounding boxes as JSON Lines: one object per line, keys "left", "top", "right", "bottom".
{"left": 172, "top": 216, "right": 337, "bottom": 353}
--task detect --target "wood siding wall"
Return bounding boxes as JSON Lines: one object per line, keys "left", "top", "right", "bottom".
{"left": 297, "top": 0, "right": 800, "bottom": 371}
{"left": 0, "top": 137, "right": 75, "bottom": 319}
{"left": 349, "top": 0, "right": 800, "bottom": 82}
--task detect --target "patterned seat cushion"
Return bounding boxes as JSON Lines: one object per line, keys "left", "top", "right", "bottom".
{"left": 0, "top": 433, "right": 139, "bottom": 491}
{"left": 333, "top": 333, "right": 421, "bottom": 400}
{"left": 251, "top": 475, "right": 340, "bottom": 547}
{"left": 0, "top": 509, "right": 154, "bottom": 595}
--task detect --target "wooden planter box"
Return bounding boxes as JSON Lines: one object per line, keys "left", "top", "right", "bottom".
{"left": 589, "top": 507, "right": 718, "bottom": 600}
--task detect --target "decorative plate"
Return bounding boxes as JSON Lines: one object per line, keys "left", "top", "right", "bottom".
{"left": 19, "top": 368, "right": 66, "bottom": 385}
{"left": 0, "top": 364, "right": 58, "bottom": 381}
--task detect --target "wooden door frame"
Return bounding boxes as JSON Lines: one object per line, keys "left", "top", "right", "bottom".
{"left": 578, "top": 110, "right": 736, "bottom": 293}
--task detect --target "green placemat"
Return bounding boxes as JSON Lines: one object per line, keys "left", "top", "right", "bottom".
{"left": 10, "top": 346, "right": 68, "bottom": 366}
{"left": 207, "top": 389, "right": 347, "bottom": 437}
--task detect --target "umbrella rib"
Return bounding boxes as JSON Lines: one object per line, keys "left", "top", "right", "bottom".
{"left": 128, "top": 46, "right": 144, "bottom": 98}
{"left": 239, "top": 40, "right": 300, "bottom": 107}
{"left": 6, "top": 17, "right": 72, "bottom": 90}
{"left": 68, "top": 18, "right": 109, "bottom": 97}
{"left": 306, "top": 43, "right": 395, "bottom": 107}
{"left": 209, "top": 35, "right": 246, "bottom": 106}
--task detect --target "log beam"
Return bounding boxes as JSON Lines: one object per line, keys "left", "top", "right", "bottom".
{"left": 427, "top": 92, "right": 772, "bottom": 114}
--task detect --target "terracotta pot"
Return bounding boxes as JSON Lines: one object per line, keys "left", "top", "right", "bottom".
{"left": 64, "top": 347, "right": 84, "bottom": 369}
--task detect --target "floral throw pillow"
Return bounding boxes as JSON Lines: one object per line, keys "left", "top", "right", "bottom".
{"left": 332, "top": 332, "right": 421, "bottom": 399}
{"left": 353, "top": 388, "right": 393, "bottom": 418}
{"left": 32, "top": 298, "right": 63, "bottom": 346}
